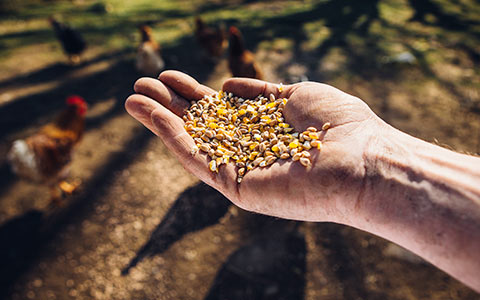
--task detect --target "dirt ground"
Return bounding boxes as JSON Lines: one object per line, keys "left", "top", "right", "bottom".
{"left": 1, "top": 0, "right": 480, "bottom": 299}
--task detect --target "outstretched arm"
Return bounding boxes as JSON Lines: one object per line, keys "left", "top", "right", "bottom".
{"left": 360, "top": 128, "right": 480, "bottom": 292}
{"left": 125, "top": 70, "right": 480, "bottom": 292}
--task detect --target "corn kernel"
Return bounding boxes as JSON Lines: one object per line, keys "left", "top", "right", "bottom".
{"left": 289, "top": 141, "right": 299, "bottom": 148}
{"left": 266, "top": 102, "right": 277, "bottom": 109}
{"left": 238, "top": 109, "right": 246, "bottom": 115}
{"left": 249, "top": 151, "right": 259, "bottom": 160}
{"left": 272, "top": 145, "right": 280, "bottom": 152}
{"left": 278, "top": 83, "right": 284, "bottom": 92}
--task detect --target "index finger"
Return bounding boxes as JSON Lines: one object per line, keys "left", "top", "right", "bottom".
{"left": 159, "top": 70, "right": 216, "bottom": 101}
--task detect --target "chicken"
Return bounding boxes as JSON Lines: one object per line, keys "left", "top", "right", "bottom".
{"left": 136, "top": 25, "right": 165, "bottom": 76}
{"left": 7, "top": 96, "right": 88, "bottom": 206}
{"left": 49, "top": 16, "right": 87, "bottom": 65}
{"left": 228, "top": 26, "right": 263, "bottom": 80}
{"left": 195, "top": 17, "right": 227, "bottom": 58}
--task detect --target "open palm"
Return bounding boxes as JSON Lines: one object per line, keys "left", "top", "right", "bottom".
{"left": 126, "top": 71, "right": 385, "bottom": 223}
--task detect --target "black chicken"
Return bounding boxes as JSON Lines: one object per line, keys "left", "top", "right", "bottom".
{"left": 49, "top": 16, "right": 87, "bottom": 65}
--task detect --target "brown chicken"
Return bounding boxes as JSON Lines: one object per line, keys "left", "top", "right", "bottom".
{"left": 136, "top": 25, "right": 165, "bottom": 76}
{"left": 195, "top": 17, "right": 227, "bottom": 58}
{"left": 7, "top": 96, "right": 88, "bottom": 206}
{"left": 228, "top": 26, "right": 263, "bottom": 79}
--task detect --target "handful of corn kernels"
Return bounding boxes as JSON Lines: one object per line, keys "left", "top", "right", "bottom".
{"left": 183, "top": 90, "right": 329, "bottom": 183}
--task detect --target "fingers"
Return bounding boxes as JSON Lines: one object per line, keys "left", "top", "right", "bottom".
{"left": 134, "top": 77, "right": 189, "bottom": 117}
{"left": 134, "top": 71, "right": 216, "bottom": 117}
{"left": 125, "top": 94, "right": 162, "bottom": 133}
{"left": 222, "top": 78, "right": 292, "bottom": 99}
{"left": 159, "top": 70, "right": 216, "bottom": 101}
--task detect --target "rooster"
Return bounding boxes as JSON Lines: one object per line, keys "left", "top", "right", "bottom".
{"left": 7, "top": 96, "right": 88, "bottom": 206}
{"left": 136, "top": 25, "right": 165, "bottom": 76}
{"left": 228, "top": 26, "right": 263, "bottom": 80}
{"left": 195, "top": 17, "right": 227, "bottom": 58}
{"left": 49, "top": 16, "right": 87, "bottom": 65}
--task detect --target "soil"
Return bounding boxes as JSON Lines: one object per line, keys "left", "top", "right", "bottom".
{"left": 1, "top": 1, "right": 480, "bottom": 299}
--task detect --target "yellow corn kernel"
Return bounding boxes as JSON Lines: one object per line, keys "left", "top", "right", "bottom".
{"left": 249, "top": 142, "right": 259, "bottom": 150}
{"left": 266, "top": 102, "right": 277, "bottom": 109}
{"left": 289, "top": 140, "right": 299, "bottom": 148}
{"left": 243, "top": 117, "right": 249, "bottom": 123}
{"left": 232, "top": 114, "right": 237, "bottom": 122}
{"left": 217, "top": 108, "right": 227, "bottom": 115}
{"left": 249, "top": 151, "right": 259, "bottom": 160}
{"left": 309, "top": 132, "right": 319, "bottom": 140}
{"left": 272, "top": 145, "right": 280, "bottom": 152}
{"left": 209, "top": 123, "right": 218, "bottom": 129}
{"left": 238, "top": 109, "right": 246, "bottom": 115}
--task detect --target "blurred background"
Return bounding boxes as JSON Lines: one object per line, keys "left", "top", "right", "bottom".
{"left": 0, "top": 0, "right": 479, "bottom": 299}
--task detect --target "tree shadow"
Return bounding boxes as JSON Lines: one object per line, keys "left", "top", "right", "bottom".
{"left": 121, "top": 183, "right": 231, "bottom": 275}
{"left": 221, "top": 0, "right": 383, "bottom": 83}
{"left": 204, "top": 227, "right": 306, "bottom": 300}
{"left": 407, "top": 0, "right": 480, "bottom": 32}
{"left": 0, "top": 48, "right": 131, "bottom": 90}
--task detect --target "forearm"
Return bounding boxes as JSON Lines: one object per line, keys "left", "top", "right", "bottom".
{"left": 358, "top": 127, "right": 480, "bottom": 292}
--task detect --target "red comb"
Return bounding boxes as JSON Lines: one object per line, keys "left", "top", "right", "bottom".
{"left": 66, "top": 95, "right": 86, "bottom": 106}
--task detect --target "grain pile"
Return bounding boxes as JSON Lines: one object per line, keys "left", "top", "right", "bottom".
{"left": 183, "top": 90, "right": 328, "bottom": 183}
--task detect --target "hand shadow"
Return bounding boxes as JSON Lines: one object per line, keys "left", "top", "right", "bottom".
{"left": 122, "top": 182, "right": 231, "bottom": 275}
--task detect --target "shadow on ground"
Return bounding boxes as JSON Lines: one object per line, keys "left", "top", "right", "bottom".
{"left": 122, "top": 183, "right": 231, "bottom": 274}
{"left": 205, "top": 228, "right": 306, "bottom": 300}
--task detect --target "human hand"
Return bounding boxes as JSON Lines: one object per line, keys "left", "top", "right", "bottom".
{"left": 125, "top": 71, "right": 387, "bottom": 224}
